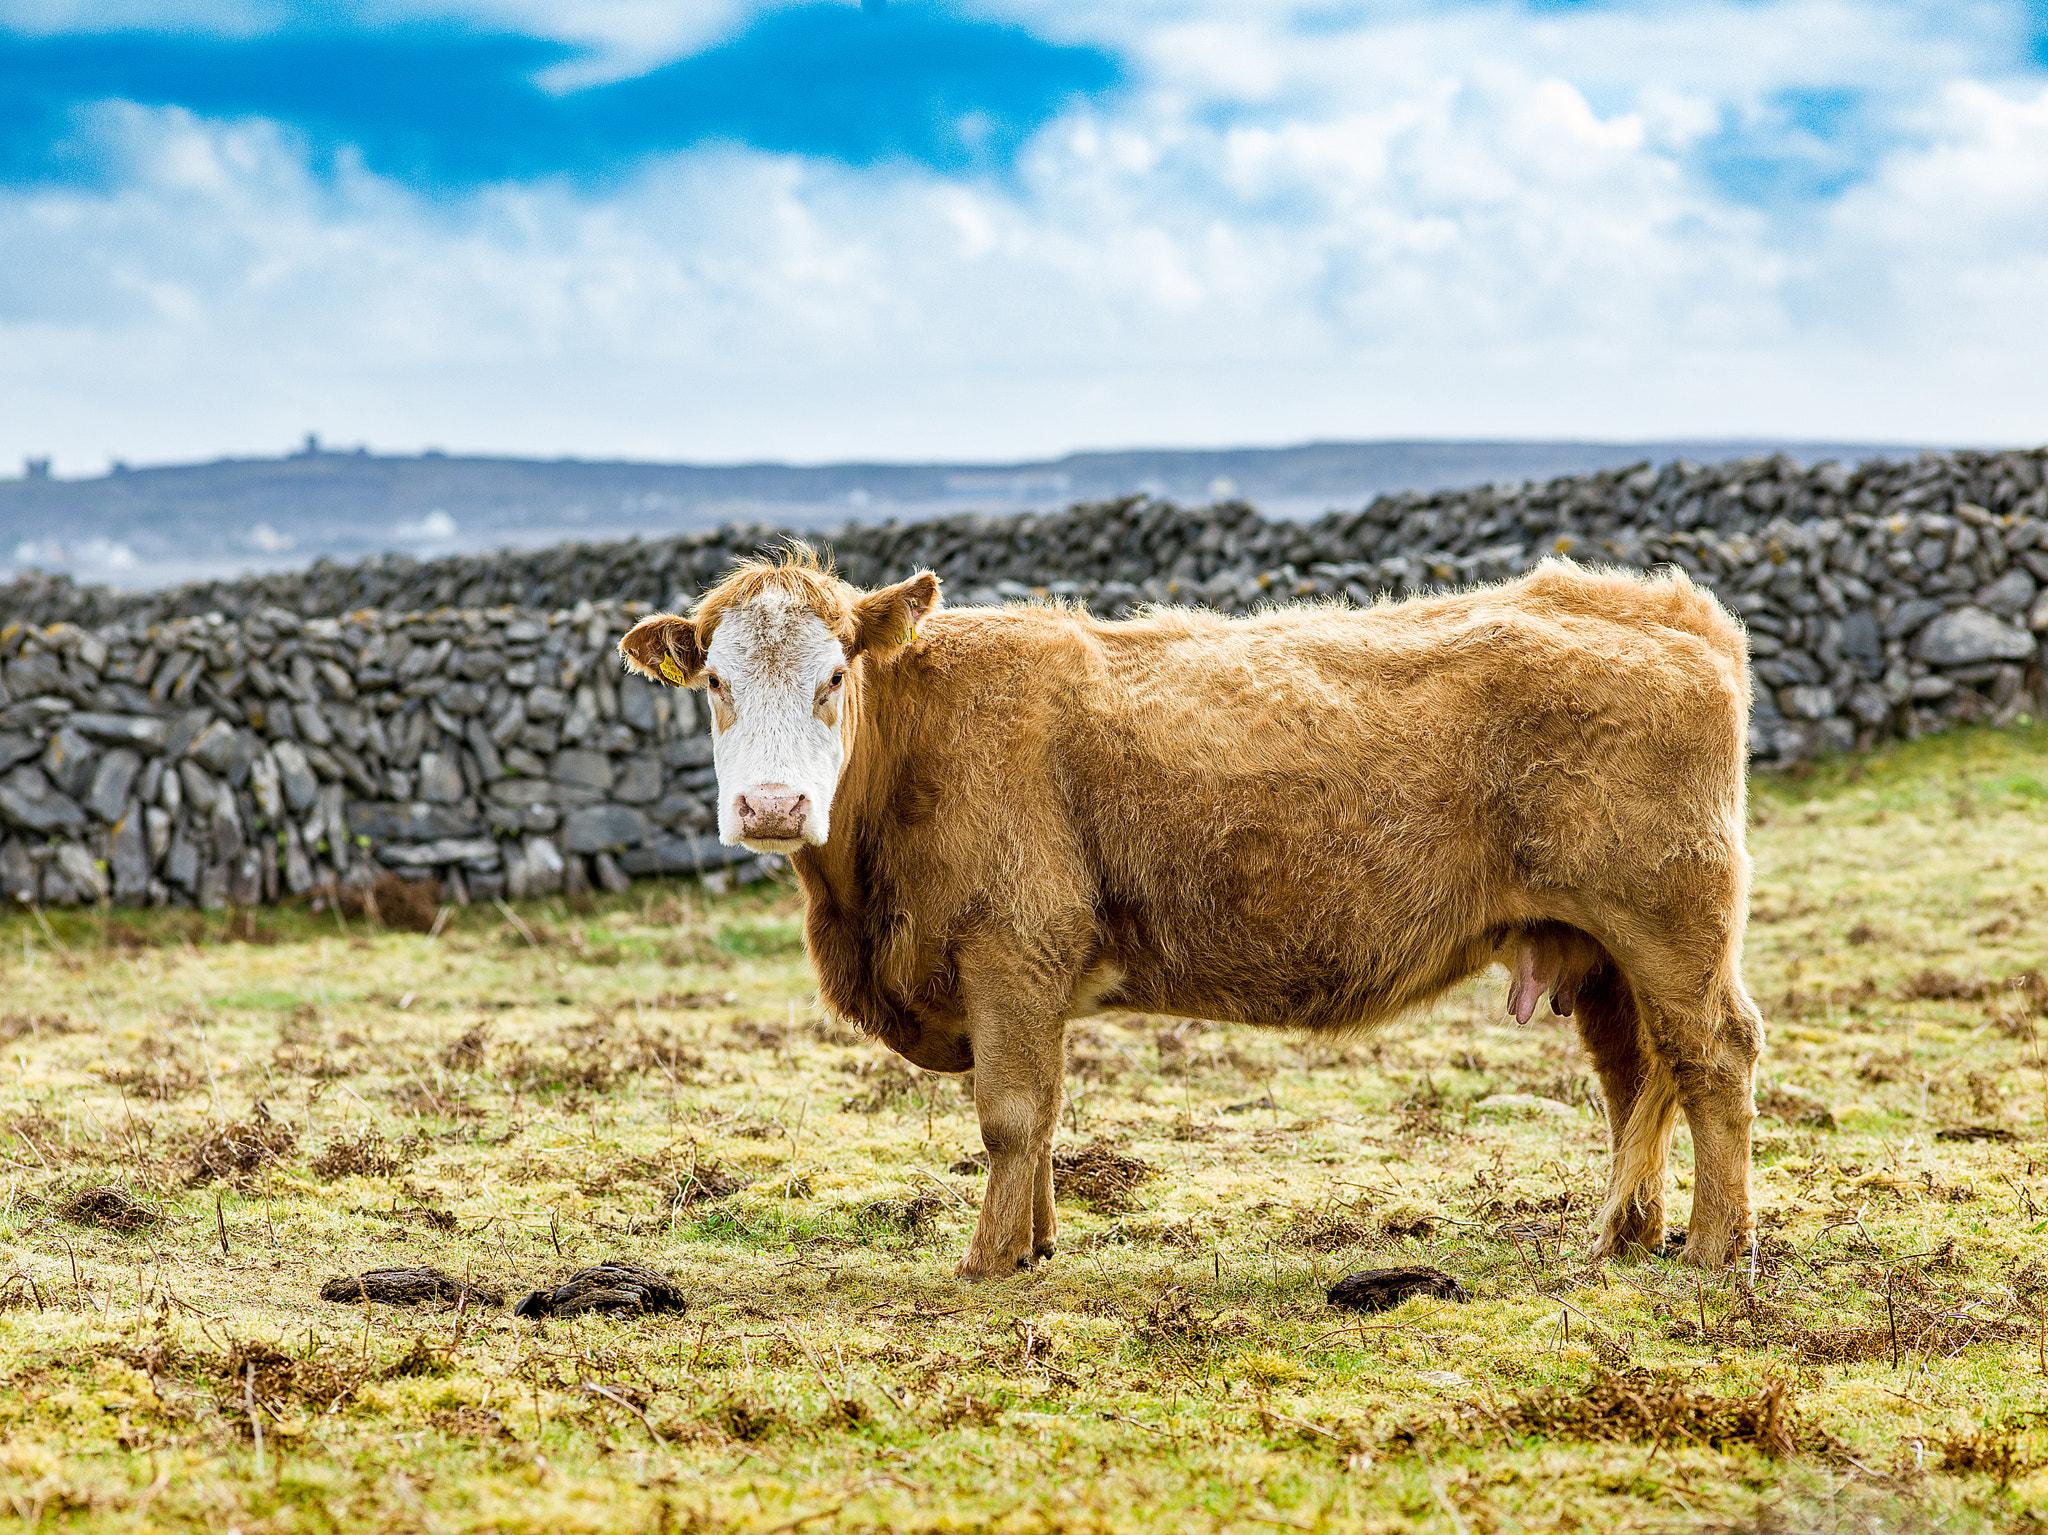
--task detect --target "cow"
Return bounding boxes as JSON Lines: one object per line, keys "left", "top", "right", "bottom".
{"left": 618, "top": 548, "right": 1764, "bottom": 1278}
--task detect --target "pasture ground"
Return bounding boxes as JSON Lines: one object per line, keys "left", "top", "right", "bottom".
{"left": 4, "top": 726, "right": 2048, "bottom": 1534}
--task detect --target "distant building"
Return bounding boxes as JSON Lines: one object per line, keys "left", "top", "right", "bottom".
{"left": 22, "top": 457, "right": 49, "bottom": 480}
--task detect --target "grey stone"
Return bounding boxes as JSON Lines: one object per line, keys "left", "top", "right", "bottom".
{"left": 0, "top": 766, "right": 85, "bottom": 833}
{"left": 514, "top": 835, "right": 564, "bottom": 897}
{"left": 593, "top": 851, "right": 632, "bottom": 894}
{"left": 552, "top": 748, "right": 614, "bottom": 793}
{"left": 380, "top": 837, "right": 500, "bottom": 868}
{"left": 178, "top": 760, "right": 218, "bottom": 812}
{"left": 619, "top": 835, "right": 753, "bottom": 876}
{"left": 69, "top": 712, "right": 169, "bottom": 751}
{"left": 416, "top": 749, "right": 465, "bottom": 805}
{"left": 1778, "top": 685, "right": 1836, "bottom": 721}
{"left": 145, "top": 806, "right": 171, "bottom": 861}
{"left": 1978, "top": 567, "right": 2037, "bottom": 618}
{"left": 0, "top": 733, "right": 39, "bottom": 771}
{"left": 248, "top": 751, "right": 283, "bottom": 823}
{"left": 272, "top": 740, "right": 319, "bottom": 811}
{"left": 488, "top": 778, "right": 600, "bottom": 809}
{"left": 292, "top": 700, "right": 334, "bottom": 745}
{"left": 110, "top": 801, "right": 150, "bottom": 905}
{"left": 0, "top": 838, "right": 33, "bottom": 903}
{"left": 166, "top": 831, "right": 200, "bottom": 890}
{"left": 464, "top": 719, "right": 502, "bottom": 782}
{"left": 662, "top": 734, "right": 715, "bottom": 768}
{"left": 55, "top": 842, "right": 109, "bottom": 904}
{"left": 187, "top": 719, "right": 244, "bottom": 774}
{"left": 1883, "top": 597, "right": 1946, "bottom": 640}
{"left": 613, "top": 756, "right": 662, "bottom": 804}
{"left": 563, "top": 804, "right": 651, "bottom": 854}
{"left": 526, "top": 685, "right": 566, "bottom": 721}
{"left": 1914, "top": 606, "right": 2037, "bottom": 666}
{"left": 618, "top": 677, "right": 657, "bottom": 733}
{"left": 440, "top": 681, "right": 489, "bottom": 716}
{"left": 88, "top": 749, "right": 142, "bottom": 822}
{"left": 42, "top": 726, "right": 96, "bottom": 799}
{"left": 197, "top": 859, "right": 229, "bottom": 910}
{"left": 345, "top": 802, "right": 480, "bottom": 842}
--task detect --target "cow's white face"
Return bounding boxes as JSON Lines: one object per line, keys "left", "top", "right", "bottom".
{"left": 702, "top": 594, "right": 849, "bottom": 852}
{"left": 617, "top": 559, "right": 939, "bottom": 857}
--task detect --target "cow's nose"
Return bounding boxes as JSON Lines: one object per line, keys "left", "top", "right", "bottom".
{"left": 735, "top": 785, "right": 810, "bottom": 840}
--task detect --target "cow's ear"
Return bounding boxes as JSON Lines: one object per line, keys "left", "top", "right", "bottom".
{"left": 850, "top": 572, "right": 941, "bottom": 659}
{"left": 618, "top": 613, "right": 705, "bottom": 687}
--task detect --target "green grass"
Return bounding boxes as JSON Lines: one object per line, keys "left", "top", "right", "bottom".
{"left": 2, "top": 728, "right": 2047, "bottom": 1532}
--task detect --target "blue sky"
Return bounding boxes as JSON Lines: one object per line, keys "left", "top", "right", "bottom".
{"left": 2, "top": 0, "right": 2047, "bottom": 470}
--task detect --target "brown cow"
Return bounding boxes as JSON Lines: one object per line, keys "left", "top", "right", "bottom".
{"left": 619, "top": 549, "right": 1763, "bottom": 1278}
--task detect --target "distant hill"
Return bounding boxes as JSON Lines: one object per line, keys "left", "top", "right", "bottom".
{"left": 0, "top": 436, "right": 1939, "bottom": 590}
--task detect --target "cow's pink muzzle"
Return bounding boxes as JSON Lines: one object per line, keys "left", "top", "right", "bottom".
{"left": 735, "top": 784, "right": 810, "bottom": 842}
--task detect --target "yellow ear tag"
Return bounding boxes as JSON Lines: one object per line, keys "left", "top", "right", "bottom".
{"left": 658, "top": 657, "right": 688, "bottom": 686}
{"left": 907, "top": 625, "right": 917, "bottom": 643}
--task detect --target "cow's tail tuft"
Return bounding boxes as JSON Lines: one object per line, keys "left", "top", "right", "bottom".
{"left": 1597, "top": 1058, "right": 1682, "bottom": 1244}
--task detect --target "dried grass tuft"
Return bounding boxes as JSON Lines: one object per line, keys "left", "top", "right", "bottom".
{"left": 1052, "top": 1140, "right": 1158, "bottom": 1214}
{"left": 186, "top": 1112, "right": 297, "bottom": 1186}
{"left": 55, "top": 1185, "right": 165, "bottom": 1232}
{"left": 1500, "top": 1372, "right": 1819, "bottom": 1458}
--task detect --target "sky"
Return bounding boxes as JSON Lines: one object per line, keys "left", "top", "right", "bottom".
{"left": 2, "top": 0, "right": 2047, "bottom": 473}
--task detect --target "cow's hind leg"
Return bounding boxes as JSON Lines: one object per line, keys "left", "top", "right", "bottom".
{"left": 1597, "top": 946, "right": 1761, "bottom": 1269}
{"left": 1573, "top": 961, "right": 1673, "bottom": 1257}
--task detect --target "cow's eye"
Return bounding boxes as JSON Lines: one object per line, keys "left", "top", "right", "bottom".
{"left": 706, "top": 674, "right": 722, "bottom": 693}
{"left": 829, "top": 670, "right": 845, "bottom": 688}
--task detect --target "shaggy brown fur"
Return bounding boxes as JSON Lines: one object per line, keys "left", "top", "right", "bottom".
{"left": 621, "top": 557, "right": 1764, "bottom": 1278}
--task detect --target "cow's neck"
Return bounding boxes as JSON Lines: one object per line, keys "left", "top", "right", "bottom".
{"left": 788, "top": 656, "right": 916, "bottom": 1046}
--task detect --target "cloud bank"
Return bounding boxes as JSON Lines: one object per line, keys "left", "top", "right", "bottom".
{"left": 2, "top": 1, "right": 2046, "bottom": 472}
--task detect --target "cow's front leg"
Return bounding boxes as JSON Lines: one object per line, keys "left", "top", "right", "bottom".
{"left": 957, "top": 1011, "right": 1065, "bottom": 1280}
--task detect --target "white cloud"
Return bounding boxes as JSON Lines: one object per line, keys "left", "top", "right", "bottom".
{"left": 3, "top": 1, "right": 2047, "bottom": 473}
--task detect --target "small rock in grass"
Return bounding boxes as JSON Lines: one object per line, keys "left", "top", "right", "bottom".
{"left": 320, "top": 1267, "right": 504, "bottom": 1308}
{"left": 1327, "top": 1266, "right": 1471, "bottom": 1313}
{"left": 513, "top": 1262, "right": 686, "bottom": 1319}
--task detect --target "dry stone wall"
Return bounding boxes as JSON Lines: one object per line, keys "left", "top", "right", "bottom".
{"left": 0, "top": 601, "right": 753, "bottom": 909}
{"left": 3, "top": 444, "right": 2048, "bottom": 907}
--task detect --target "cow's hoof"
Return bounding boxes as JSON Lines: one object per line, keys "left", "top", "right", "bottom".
{"left": 954, "top": 1251, "right": 1033, "bottom": 1281}
{"left": 1589, "top": 1226, "right": 1670, "bottom": 1261}
{"left": 1032, "top": 1241, "right": 1057, "bottom": 1264}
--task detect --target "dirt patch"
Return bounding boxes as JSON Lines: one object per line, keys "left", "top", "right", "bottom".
{"left": 186, "top": 1113, "right": 297, "bottom": 1186}
{"left": 1755, "top": 1083, "right": 1836, "bottom": 1130}
{"left": 1500, "top": 1373, "right": 1817, "bottom": 1458}
{"left": 441, "top": 1024, "right": 491, "bottom": 1070}
{"left": 0, "top": 1013, "right": 74, "bottom": 1045}
{"left": 1328, "top": 1266, "right": 1471, "bottom": 1313}
{"left": 1940, "top": 1426, "right": 2041, "bottom": 1484}
{"left": 327, "top": 875, "right": 443, "bottom": 934}
{"left": 1901, "top": 970, "right": 1999, "bottom": 1002}
{"left": 222, "top": 1339, "right": 360, "bottom": 1411}
{"left": 1936, "top": 1125, "right": 2017, "bottom": 1143}
{"left": 1053, "top": 1141, "right": 1158, "bottom": 1214}
{"left": 319, "top": 1267, "right": 505, "bottom": 1308}
{"left": 55, "top": 1185, "right": 165, "bottom": 1233}
{"left": 512, "top": 1262, "right": 686, "bottom": 1319}
{"left": 311, "top": 1129, "right": 409, "bottom": 1179}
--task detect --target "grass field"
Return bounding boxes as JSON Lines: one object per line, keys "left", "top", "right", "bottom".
{"left": 5, "top": 726, "right": 2048, "bottom": 1534}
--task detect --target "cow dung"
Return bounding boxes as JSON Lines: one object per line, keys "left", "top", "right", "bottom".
{"left": 513, "top": 1262, "right": 687, "bottom": 1319}
{"left": 1327, "top": 1266, "right": 1472, "bottom": 1313}
{"left": 320, "top": 1267, "right": 505, "bottom": 1308}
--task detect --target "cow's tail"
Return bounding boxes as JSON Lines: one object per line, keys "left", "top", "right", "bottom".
{"left": 1597, "top": 1058, "right": 1682, "bottom": 1245}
